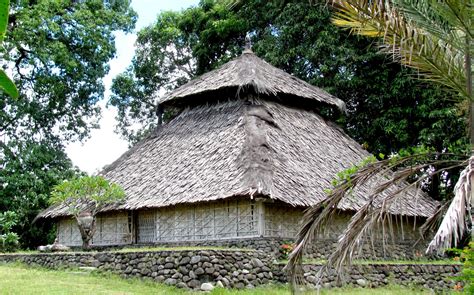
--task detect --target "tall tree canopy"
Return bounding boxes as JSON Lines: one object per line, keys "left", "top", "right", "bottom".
{"left": 111, "top": 0, "right": 465, "bottom": 167}
{"left": 0, "top": 0, "right": 137, "bottom": 248}
{"left": 286, "top": 0, "right": 472, "bottom": 286}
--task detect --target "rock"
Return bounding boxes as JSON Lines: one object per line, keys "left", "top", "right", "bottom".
{"left": 221, "top": 277, "right": 230, "bottom": 287}
{"left": 356, "top": 279, "right": 367, "bottom": 287}
{"left": 216, "top": 281, "right": 224, "bottom": 288}
{"left": 51, "top": 243, "right": 70, "bottom": 252}
{"left": 164, "top": 278, "right": 177, "bottom": 285}
{"left": 179, "top": 256, "right": 191, "bottom": 265}
{"left": 251, "top": 258, "right": 264, "bottom": 268}
{"left": 205, "top": 267, "right": 215, "bottom": 274}
{"left": 190, "top": 256, "right": 201, "bottom": 264}
{"left": 38, "top": 245, "right": 52, "bottom": 252}
{"left": 187, "top": 279, "right": 201, "bottom": 289}
{"left": 176, "top": 282, "right": 187, "bottom": 289}
{"left": 200, "top": 282, "right": 214, "bottom": 291}
{"left": 195, "top": 268, "right": 205, "bottom": 275}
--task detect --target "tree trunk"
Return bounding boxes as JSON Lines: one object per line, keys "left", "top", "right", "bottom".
{"left": 75, "top": 216, "right": 97, "bottom": 250}
{"left": 466, "top": 33, "right": 473, "bottom": 242}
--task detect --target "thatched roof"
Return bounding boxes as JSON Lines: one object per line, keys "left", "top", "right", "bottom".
{"left": 40, "top": 98, "right": 438, "bottom": 218}
{"left": 159, "top": 50, "right": 346, "bottom": 111}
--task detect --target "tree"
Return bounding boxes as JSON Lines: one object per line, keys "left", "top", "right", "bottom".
{"left": 111, "top": 0, "right": 465, "bottom": 171}
{"left": 49, "top": 176, "right": 125, "bottom": 249}
{"left": 0, "top": 0, "right": 18, "bottom": 99}
{"left": 287, "top": 0, "right": 472, "bottom": 284}
{"left": 0, "top": 0, "right": 136, "bottom": 248}
{"left": 0, "top": 139, "right": 79, "bottom": 248}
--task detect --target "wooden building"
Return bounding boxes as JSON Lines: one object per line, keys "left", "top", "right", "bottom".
{"left": 39, "top": 48, "right": 439, "bottom": 253}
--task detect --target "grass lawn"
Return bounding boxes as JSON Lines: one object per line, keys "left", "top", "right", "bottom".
{"left": 0, "top": 263, "right": 432, "bottom": 295}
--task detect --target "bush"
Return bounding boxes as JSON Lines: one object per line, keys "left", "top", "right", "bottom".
{"left": 453, "top": 242, "right": 474, "bottom": 293}
{"left": 0, "top": 211, "right": 19, "bottom": 252}
{"left": 0, "top": 232, "right": 19, "bottom": 252}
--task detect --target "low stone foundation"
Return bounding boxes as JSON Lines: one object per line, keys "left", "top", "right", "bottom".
{"left": 0, "top": 250, "right": 460, "bottom": 291}
{"left": 136, "top": 237, "right": 428, "bottom": 260}
{"left": 273, "top": 263, "right": 460, "bottom": 291}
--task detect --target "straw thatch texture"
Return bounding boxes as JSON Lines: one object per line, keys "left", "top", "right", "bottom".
{"left": 159, "top": 50, "right": 346, "bottom": 111}
{"left": 40, "top": 98, "right": 438, "bottom": 218}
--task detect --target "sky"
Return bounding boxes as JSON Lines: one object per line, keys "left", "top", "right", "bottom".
{"left": 65, "top": 0, "right": 199, "bottom": 174}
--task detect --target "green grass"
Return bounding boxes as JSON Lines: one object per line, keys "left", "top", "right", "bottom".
{"left": 0, "top": 263, "right": 432, "bottom": 295}
{"left": 1, "top": 246, "right": 251, "bottom": 255}
{"left": 112, "top": 246, "right": 251, "bottom": 253}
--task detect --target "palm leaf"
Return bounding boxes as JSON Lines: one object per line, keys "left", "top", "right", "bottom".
{"left": 0, "top": 0, "right": 10, "bottom": 43}
{"left": 0, "top": 69, "right": 18, "bottom": 99}
{"left": 427, "top": 156, "right": 474, "bottom": 253}
{"left": 331, "top": 0, "right": 469, "bottom": 101}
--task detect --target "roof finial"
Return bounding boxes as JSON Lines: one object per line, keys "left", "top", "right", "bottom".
{"left": 243, "top": 32, "right": 252, "bottom": 53}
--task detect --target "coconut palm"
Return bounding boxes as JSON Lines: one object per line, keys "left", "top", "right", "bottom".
{"left": 287, "top": 0, "right": 473, "bottom": 285}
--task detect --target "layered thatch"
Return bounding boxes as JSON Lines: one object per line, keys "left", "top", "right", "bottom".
{"left": 159, "top": 50, "right": 346, "bottom": 111}
{"left": 40, "top": 98, "right": 438, "bottom": 218}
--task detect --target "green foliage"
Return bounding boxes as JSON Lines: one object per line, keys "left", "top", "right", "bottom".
{"left": 0, "top": 0, "right": 136, "bottom": 249}
{"left": 50, "top": 176, "right": 125, "bottom": 217}
{"left": 0, "top": 140, "right": 79, "bottom": 248}
{"left": 0, "top": 211, "right": 19, "bottom": 252}
{"left": 0, "top": 0, "right": 18, "bottom": 99}
{"left": 454, "top": 242, "right": 474, "bottom": 294}
{"left": 111, "top": 1, "right": 466, "bottom": 178}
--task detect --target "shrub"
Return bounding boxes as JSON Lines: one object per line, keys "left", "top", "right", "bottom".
{"left": 0, "top": 232, "right": 19, "bottom": 252}
{"left": 0, "top": 211, "right": 19, "bottom": 252}
{"left": 453, "top": 242, "right": 474, "bottom": 293}
{"left": 280, "top": 242, "right": 295, "bottom": 260}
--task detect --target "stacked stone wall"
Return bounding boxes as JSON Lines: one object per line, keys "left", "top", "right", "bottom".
{"left": 0, "top": 250, "right": 460, "bottom": 291}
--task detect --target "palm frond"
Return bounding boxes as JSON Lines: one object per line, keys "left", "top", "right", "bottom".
{"left": 331, "top": 0, "right": 469, "bottom": 101}
{"left": 427, "top": 156, "right": 474, "bottom": 253}
{"left": 286, "top": 152, "right": 467, "bottom": 286}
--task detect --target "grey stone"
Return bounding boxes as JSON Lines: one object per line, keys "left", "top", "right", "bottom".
{"left": 187, "top": 279, "right": 201, "bottom": 289}
{"left": 190, "top": 256, "right": 201, "bottom": 264}
{"left": 221, "top": 277, "right": 230, "bottom": 287}
{"left": 195, "top": 267, "right": 205, "bottom": 275}
{"left": 216, "top": 281, "right": 224, "bottom": 288}
{"left": 200, "top": 282, "right": 214, "bottom": 291}
{"left": 179, "top": 256, "right": 191, "bottom": 265}
{"left": 356, "top": 279, "right": 367, "bottom": 287}
{"left": 176, "top": 282, "right": 187, "bottom": 289}
{"left": 164, "top": 278, "right": 177, "bottom": 285}
{"left": 251, "top": 258, "right": 264, "bottom": 268}
{"left": 205, "top": 267, "right": 215, "bottom": 274}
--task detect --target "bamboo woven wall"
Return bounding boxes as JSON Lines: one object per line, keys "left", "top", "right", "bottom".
{"left": 137, "top": 200, "right": 259, "bottom": 243}
{"left": 264, "top": 203, "right": 301, "bottom": 238}
{"left": 57, "top": 212, "right": 131, "bottom": 246}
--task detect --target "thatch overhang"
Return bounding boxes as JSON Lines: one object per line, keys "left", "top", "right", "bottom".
{"left": 159, "top": 50, "right": 346, "bottom": 112}
{"left": 39, "top": 98, "right": 439, "bottom": 219}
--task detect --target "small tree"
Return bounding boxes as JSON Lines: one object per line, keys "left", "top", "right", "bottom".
{"left": 50, "top": 176, "right": 125, "bottom": 249}
{"left": 0, "top": 211, "right": 19, "bottom": 252}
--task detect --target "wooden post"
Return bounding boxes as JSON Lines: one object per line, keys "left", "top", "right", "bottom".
{"left": 256, "top": 201, "right": 265, "bottom": 237}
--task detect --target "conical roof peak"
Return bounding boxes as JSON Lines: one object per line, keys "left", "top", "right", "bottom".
{"left": 159, "top": 52, "right": 346, "bottom": 111}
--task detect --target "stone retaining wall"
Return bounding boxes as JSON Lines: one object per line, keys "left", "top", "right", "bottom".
{"left": 0, "top": 251, "right": 460, "bottom": 291}
{"left": 132, "top": 237, "right": 427, "bottom": 260}
{"left": 273, "top": 263, "right": 461, "bottom": 291}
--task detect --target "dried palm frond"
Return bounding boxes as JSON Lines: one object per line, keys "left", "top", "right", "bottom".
{"left": 286, "top": 152, "right": 467, "bottom": 288}
{"left": 427, "top": 156, "right": 474, "bottom": 253}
